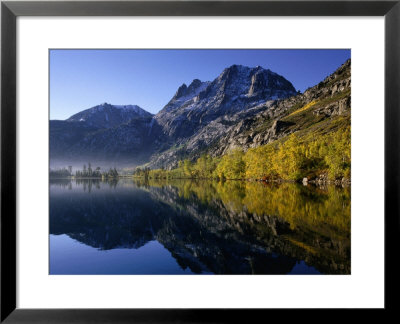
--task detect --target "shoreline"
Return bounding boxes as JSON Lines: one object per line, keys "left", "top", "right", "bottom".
{"left": 50, "top": 176, "right": 351, "bottom": 187}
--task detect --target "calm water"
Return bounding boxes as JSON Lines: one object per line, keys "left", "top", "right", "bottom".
{"left": 49, "top": 179, "right": 350, "bottom": 275}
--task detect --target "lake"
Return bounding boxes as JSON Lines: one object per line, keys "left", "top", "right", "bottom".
{"left": 49, "top": 178, "right": 350, "bottom": 275}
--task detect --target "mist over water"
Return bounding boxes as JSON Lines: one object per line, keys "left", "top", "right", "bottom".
{"left": 50, "top": 178, "right": 350, "bottom": 275}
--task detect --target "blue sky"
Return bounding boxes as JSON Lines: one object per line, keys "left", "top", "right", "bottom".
{"left": 50, "top": 49, "right": 350, "bottom": 119}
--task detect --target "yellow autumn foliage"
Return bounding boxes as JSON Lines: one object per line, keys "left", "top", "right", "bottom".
{"left": 140, "top": 125, "right": 350, "bottom": 182}
{"left": 288, "top": 100, "right": 318, "bottom": 117}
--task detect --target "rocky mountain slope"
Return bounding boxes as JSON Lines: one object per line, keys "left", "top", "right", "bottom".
{"left": 148, "top": 60, "right": 350, "bottom": 168}
{"left": 211, "top": 59, "right": 351, "bottom": 156}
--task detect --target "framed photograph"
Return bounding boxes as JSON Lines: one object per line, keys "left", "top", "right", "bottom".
{"left": 1, "top": 0, "right": 399, "bottom": 321}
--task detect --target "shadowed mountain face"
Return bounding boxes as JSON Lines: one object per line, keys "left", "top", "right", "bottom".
{"left": 49, "top": 64, "right": 297, "bottom": 168}
{"left": 50, "top": 103, "right": 158, "bottom": 164}
{"left": 50, "top": 179, "right": 350, "bottom": 274}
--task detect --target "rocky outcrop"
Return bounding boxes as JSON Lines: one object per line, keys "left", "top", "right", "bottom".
{"left": 313, "top": 96, "right": 351, "bottom": 117}
{"left": 302, "top": 59, "right": 351, "bottom": 101}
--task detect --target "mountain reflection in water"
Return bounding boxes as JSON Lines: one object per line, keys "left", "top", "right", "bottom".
{"left": 49, "top": 178, "right": 350, "bottom": 275}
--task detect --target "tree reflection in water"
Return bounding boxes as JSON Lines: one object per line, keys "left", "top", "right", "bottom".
{"left": 50, "top": 178, "right": 350, "bottom": 274}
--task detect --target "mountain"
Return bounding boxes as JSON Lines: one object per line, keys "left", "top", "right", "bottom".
{"left": 161, "top": 79, "right": 211, "bottom": 114}
{"left": 50, "top": 103, "right": 156, "bottom": 165}
{"left": 149, "top": 59, "right": 351, "bottom": 168}
{"left": 50, "top": 120, "right": 100, "bottom": 160}
{"left": 59, "top": 115, "right": 155, "bottom": 160}
{"left": 155, "top": 65, "right": 297, "bottom": 141}
{"left": 210, "top": 59, "right": 351, "bottom": 156}
{"left": 49, "top": 61, "right": 350, "bottom": 170}
{"left": 50, "top": 64, "right": 298, "bottom": 167}
{"left": 66, "top": 102, "right": 152, "bottom": 128}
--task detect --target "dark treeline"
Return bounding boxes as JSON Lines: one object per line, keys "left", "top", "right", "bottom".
{"left": 49, "top": 162, "right": 119, "bottom": 179}
{"left": 49, "top": 168, "right": 71, "bottom": 178}
{"left": 75, "top": 163, "right": 101, "bottom": 178}
{"left": 132, "top": 166, "right": 151, "bottom": 180}
{"left": 49, "top": 167, "right": 72, "bottom": 179}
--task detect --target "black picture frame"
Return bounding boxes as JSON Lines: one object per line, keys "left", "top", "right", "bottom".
{"left": 1, "top": 0, "right": 399, "bottom": 322}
